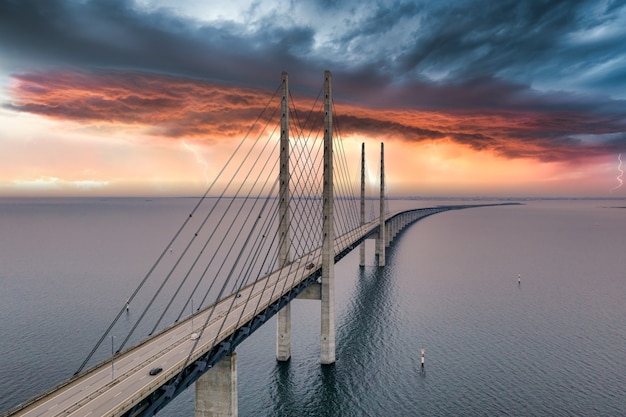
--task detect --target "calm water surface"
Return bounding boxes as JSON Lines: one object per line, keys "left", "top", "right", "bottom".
{"left": 1, "top": 198, "right": 625, "bottom": 416}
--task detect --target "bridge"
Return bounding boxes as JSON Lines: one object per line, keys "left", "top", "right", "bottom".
{"left": 3, "top": 72, "right": 498, "bottom": 417}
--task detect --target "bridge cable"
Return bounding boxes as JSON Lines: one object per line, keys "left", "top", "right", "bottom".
{"left": 167, "top": 105, "right": 282, "bottom": 322}
{"left": 170, "top": 114, "right": 282, "bottom": 325}
{"left": 175, "top": 164, "right": 285, "bottom": 385}
{"left": 220, "top": 83, "right": 328, "bottom": 353}
{"left": 194, "top": 121, "right": 281, "bottom": 310}
{"left": 151, "top": 112, "right": 282, "bottom": 334}
{"left": 288, "top": 86, "right": 325, "bottom": 256}
{"left": 116, "top": 90, "right": 282, "bottom": 353}
{"left": 255, "top": 92, "right": 323, "bottom": 324}
{"left": 331, "top": 103, "right": 361, "bottom": 245}
{"left": 139, "top": 110, "right": 285, "bottom": 383}
{"left": 214, "top": 85, "right": 326, "bottom": 322}
{"left": 75, "top": 82, "right": 282, "bottom": 374}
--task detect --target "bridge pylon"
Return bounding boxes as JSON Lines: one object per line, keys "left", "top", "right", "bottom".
{"left": 320, "top": 70, "right": 336, "bottom": 364}
{"left": 276, "top": 71, "right": 292, "bottom": 362}
{"left": 359, "top": 142, "right": 366, "bottom": 267}
{"left": 376, "top": 142, "right": 386, "bottom": 266}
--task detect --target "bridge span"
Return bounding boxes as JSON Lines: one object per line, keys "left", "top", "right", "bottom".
{"left": 8, "top": 207, "right": 462, "bottom": 417}
{"left": 3, "top": 70, "right": 517, "bottom": 417}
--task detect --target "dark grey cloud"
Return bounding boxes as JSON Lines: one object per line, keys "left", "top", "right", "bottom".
{"left": 397, "top": 0, "right": 582, "bottom": 77}
{"left": 2, "top": 0, "right": 626, "bottom": 157}
{"left": 0, "top": 0, "right": 316, "bottom": 88}
{"left": 3, "top": 0, "right": 624, "bottom": 96}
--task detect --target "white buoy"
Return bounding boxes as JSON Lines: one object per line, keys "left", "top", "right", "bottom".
{"left": 421, "top": 348, "right": 425, "bottom": 368}
{"left": 518, "top": 274, "right": 521, "bottom": 285}
{"left": 126, "top": 298, "right": 130, "bottom": 312}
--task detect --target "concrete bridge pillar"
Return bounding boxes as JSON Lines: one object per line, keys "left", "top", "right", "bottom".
{"left": 392, "top": 218, "right": 397, "bottom": 242}
{"left": 195, "top": 353, "right": 238, "bottom": 417}
{"left": 385, "top": 222, "right": 391, "bottom": 247}
{"left": 377, "top": 142, "right": 386, "bottom": 267}
{"left": 277, "top": 71, "right": 292, "bottom": 362}
{"left": 393, "top": 216, "right": 397, "bottom": 239}
{"left": 359, "top": 142, "right": 366, "bottom": 267}
{"left": 321, "top": 70, "right": 336, "bottom": 364}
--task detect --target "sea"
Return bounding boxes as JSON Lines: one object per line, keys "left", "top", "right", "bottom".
{"left": 0, "top": 197, "right": 624, "bottom": 416}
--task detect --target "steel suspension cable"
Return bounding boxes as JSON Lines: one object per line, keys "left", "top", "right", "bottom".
{"left": 287, "top": 87, "right": 325, "bottom": 255}
{"left": 151, "top": 114, "right": 281, "bottom": 334}
{"left": 332, "top": 104, "right": 361, "bottom": 240}
{"left": 75, "top": 83, "right": 282, "bottom": 374}
{"left": 117, "top": 93, "right": 282, "bottom": 353}
{"left": 245, "top": 83, "right": 328, "bottom": 318}
{"left": 174, "top": 109, "right": 281, "bottom": 322}
{"left": 290, "top": 108, "right": 324, "bottom": 255}
{"left": 175, "top": 175, "right": 284, "bottom": 385}
{"left": 195, "top": 122, "right": 282, "bottom": 310}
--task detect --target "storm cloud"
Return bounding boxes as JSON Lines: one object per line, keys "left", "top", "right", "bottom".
{"left": 2, "top": 0, "right": 626, "bottom": 161}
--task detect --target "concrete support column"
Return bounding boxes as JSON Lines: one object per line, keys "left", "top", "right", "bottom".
{"left": 321, "top": 70, "right": 336, "bottom": 364}
{"left": 377, "top": 142, "right": 386, "bottom": 267}
{"left": 277, "top": 71, "right": 292, "bottom": 361}
{"left": 394, "top": 217, "right": 398, "bottom": 238}
{"left": 276, "top": 303, "right": 291, "bottom": 361}
{"left": 385, "top": 222, "right": 391, "bottom": 247}
{"left": 392, "top": 217, "right": 396, "bottom": 240}
{"left": 195, "top": 353, "right": 238, "bottom": 417}
{"left": 359, "top": 142, "right": 366, "bottom": 267}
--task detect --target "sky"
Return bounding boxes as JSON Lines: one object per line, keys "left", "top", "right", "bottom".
{"left": 1, "top": 0, "right": 626, "bottom": 198}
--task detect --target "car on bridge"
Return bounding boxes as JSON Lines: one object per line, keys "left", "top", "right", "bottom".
{"left": 149, "top": 367, "right": 163, "bottom": 376}
{"left": 305, "top": 262, "right": 315, "bottom": 270}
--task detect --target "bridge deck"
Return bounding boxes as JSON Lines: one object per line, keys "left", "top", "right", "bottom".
{"left": 9, "top": 210, "right": 410, "bottom": 417}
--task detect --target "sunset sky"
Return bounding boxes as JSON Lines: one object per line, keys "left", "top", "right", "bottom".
{"left": 1, "top": 0, "right": 626, "bottom": 197}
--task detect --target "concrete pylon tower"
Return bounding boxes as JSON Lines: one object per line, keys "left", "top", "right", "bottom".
{"left": 359, "top": 142, "right": 366, "bottom": 267}
{"left": 276, "top": 71, "right": 291, "bottom": 361}
{"left": 377, "top": 142, "right": 386, "bottom": 267}
{"left": 320, "top": 70, "right": 336, "bottom": 364}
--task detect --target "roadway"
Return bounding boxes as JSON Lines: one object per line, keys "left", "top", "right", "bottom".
{"left": 8, "top": 212, "right": 395, "bottom": 417}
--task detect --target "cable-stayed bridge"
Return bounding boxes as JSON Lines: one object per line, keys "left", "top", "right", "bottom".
{"left": 4, "top": 72, "right": 505, "bottom": 417}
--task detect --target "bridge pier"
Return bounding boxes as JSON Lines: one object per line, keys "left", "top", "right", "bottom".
{"left": 385, "top": 222, "right": 391, "bottom": 247}
{"left": 277, "top": 71, "right": 292, "bottom": 362}
{"left": 377, "top": 142, "right": 386, "bottom": 267}
{"left": 276, "top": 303, "right": 291, "bottom": 361}
{"left": 195, "top": 353, "right": 238, "bottom": 417}
{"left": 320, "top": 70, "right": 336, "bottom": 365}
{"left": 359, "top": 142, "right": 366, "bottom": 267}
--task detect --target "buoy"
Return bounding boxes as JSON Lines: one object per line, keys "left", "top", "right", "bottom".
{"left": 518, "top": 274, "right": 521, "bottom": 285}
{"left": 126, "top": 298, "right": 130, "bottom": 312}
{"left": 420, "top": 348, "right": 425, "bottom": 368}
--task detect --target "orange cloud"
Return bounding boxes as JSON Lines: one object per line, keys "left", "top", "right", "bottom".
{"left": 7, "top": 69, "right": 625, "bottom": 165}
{"left": 8, "top": 70, "right": 275, "bottom": 141}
